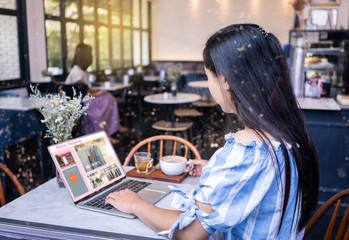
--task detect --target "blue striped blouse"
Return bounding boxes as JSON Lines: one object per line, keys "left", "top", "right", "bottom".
{"left": 160, "top": 133, "right": 304, "bottom": 239}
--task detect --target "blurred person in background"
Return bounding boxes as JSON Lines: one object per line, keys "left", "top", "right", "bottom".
{"left": 66, "top": 43, "right": 128, "bottom": 144}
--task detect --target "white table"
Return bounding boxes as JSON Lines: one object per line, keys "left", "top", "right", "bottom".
{"left": 0, "top": 167, "right": 199, "bottom": 239}
{"left": 92, "top": 82, "right": 132, "bottom": 91}
{"left": 144, "top": 92, "right": 200, "bottom": 105}
{"left": 188, "top": 80, "right": 209, "bottom": 88}
{"left": 0, "top": 97, "right": 35, "bottom": 111}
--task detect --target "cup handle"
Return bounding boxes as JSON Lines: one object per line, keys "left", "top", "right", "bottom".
{"left": 184, "top": 161, "right": 194, "bottom": 172}
{"left": 148, "top": 158, "right": 153, "bottom": 169}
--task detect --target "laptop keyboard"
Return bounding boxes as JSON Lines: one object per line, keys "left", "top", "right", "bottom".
{"left": 84, "top": 179, "right": 151, "bottom": 210}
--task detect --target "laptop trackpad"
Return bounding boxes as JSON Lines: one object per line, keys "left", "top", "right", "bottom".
{"left": 138, "top": 190, "right": 167, "bottom": 204}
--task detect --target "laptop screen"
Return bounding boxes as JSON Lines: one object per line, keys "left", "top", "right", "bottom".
{"left": 48, "top": 131, "right": 126, "bottom": 202}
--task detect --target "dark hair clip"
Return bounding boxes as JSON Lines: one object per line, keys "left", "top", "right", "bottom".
{"left": 257, "top": 26, "right": 269, "bottom": 38}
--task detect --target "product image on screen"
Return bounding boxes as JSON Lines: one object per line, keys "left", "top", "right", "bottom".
{"left": 74, "top": 137, "right": 115, "bottom": 173}
{"left": 55, "top": 152, "right": 76, "bottom": 170}
{"left": 86, "top": 163, "right": 122, "bottom": 189}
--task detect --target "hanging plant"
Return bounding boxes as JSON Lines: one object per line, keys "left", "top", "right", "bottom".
{"left": 291, "top": 0, "right": 307, "bottom": 11}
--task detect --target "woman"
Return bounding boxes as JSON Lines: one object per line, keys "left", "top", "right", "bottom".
{"left": 105, "top": 24, "right": 319, "bottom": 239}
{"left": 66, "top": 43, "right": 127, "bottom": 144}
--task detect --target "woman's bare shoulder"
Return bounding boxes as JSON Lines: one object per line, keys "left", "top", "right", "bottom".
{"left": 233, "top": 129, "right": 277, "bottom": 145}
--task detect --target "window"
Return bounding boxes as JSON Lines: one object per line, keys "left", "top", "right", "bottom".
{"left": 44, "top": 0, "right": 151, "bottom": 77}
{"left": 0, "top": 0, "right": 29, "bottom": 87}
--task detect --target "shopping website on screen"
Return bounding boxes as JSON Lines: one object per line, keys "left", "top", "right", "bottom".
{"left": 48, "top": 131, "right": 125, "bottom": 202}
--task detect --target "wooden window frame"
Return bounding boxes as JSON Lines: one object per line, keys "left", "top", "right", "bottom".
{"left": 43, "top": 0, "right": 152, "bottom": 79}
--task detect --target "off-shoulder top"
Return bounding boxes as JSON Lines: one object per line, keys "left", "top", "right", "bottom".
{"left": 159, "top": 133, "right": 304, "bottom": 240}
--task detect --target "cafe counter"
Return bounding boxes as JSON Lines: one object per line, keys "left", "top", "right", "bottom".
{"left": 297, "top": 97, "right": 349, "bottom": 206}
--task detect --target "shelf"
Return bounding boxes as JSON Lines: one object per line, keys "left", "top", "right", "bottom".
{"left": 304, "top": 63, "right": 344, "bottom": 73}
{"left": 306, "top": 48, "right": 345, "bottom": 56}
{"left": 304, "top": 62, "right": 335, "bottom": 70}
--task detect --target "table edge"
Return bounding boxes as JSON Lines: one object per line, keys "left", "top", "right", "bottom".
{"left": 0, "top": 217, "right": 160, "bottom": 240}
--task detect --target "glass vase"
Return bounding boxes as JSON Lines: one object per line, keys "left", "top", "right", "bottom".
{"left": 51, "top": 138, "right": 68, "bottom": 188}
{"left": 171, "top": 85, "right": 177, "bottom": 97}
{"left": 56, "top": 169, "right": 65, "bottom": 188}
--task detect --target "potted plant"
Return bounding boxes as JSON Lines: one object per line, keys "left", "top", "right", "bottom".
{"left": 29, "top": 85, "right": 94, "bottom": 187}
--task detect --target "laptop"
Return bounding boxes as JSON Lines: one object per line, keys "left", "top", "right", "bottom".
{"left": 48, "top": 131, "right": 171, "bottom": 218}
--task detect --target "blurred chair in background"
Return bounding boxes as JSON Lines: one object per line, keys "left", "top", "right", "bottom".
{"left": 304, "top": 188, "right": 349, "bottom": 240}
{"left": 0, "top": 162, "right": 25, "bottom": 206}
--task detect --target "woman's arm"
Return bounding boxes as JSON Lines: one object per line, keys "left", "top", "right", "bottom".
{"left": 105, "top": 190, "right": 212, "bottom": 239}
{"left": 173, "top": 201, "right": 214, "bottom": 239}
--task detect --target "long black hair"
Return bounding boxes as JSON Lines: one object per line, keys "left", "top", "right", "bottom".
{"left": 72, "top": 43, "right": 92, "bottom": 70}
{"left": 203, "top": 24, "right": 319, "bottom": 231}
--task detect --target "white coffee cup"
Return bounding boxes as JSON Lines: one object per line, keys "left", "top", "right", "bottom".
{"left": 160, "top": 155, "right": 191, "bottom": 176}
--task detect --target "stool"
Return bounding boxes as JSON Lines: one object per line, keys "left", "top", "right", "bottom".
{"left": 151, "top": 120, "right": 193, "bottom": 141}
{"left": 191, "top": 98, "right": 218, "bottom": 108}
{"left": 174, "top": 108, "right": 203, "bottom": 145}
{"left": 174, "top": 108, "right": 203, "bottom": 118}
{"left": 192, "top": 98, "right": 218, "bottom": 124}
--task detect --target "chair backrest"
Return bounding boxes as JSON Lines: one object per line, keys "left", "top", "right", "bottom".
{"left": 27, "top": 82, "right": 57, "bottom": 96}
{"left": 123, "top": 135, "right": 202, "bottom": 166}
{"left": 0, "top": 162, "right": 25, "bottom": 206}
{"left": 304, "top": 188, "right": 349, "bottom": 240}
{"left": 129, "top": 74, "right": 144, "bottom": 90}
{"left": 185, "top": 73, "right": 207, "bottom": 83}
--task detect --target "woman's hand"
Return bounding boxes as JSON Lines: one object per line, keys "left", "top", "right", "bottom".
{"left": 187, "top": 159, "right": 208, "bottom": 177}
{"left": 105, "top": 189, "right": 142, "bottom": 214}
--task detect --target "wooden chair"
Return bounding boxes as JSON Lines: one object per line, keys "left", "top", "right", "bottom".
{"left": 304, "top": 188, "right": 349, "bottom": 240}
{"left": 0, "top": 162, "right": 25, "bottom": 206}
{"left": 123, "top": 135, "right": 202, "bottom": 166}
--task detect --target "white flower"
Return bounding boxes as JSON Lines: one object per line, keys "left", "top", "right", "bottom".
{"left": 29, "top": 85, "right": 94, "bottom": 143}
